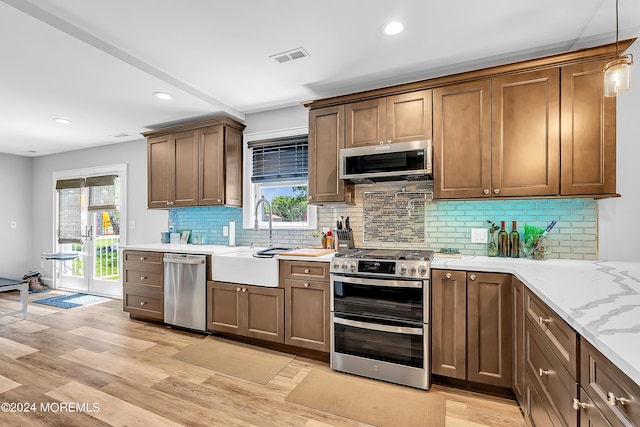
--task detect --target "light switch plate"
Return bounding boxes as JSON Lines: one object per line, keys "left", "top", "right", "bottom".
{"left": 471, "top": 228, "right": 488, "bottom": 243}
{"left": 223, "top": 226, "right": 229, "bottom": 237}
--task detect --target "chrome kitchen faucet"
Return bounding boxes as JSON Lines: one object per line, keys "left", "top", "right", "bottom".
{"left": 254, "top": 196, "right": 273, "bottom": 248}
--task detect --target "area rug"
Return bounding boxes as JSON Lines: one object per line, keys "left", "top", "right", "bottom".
{"left": 286, "top": 368, "right": 446, "bottom": 427}
{"left": 172, "top": 336, "right": 295, "bottom": 384}
{"left": 33, "top": 293, "right": 111, "bottom": 309}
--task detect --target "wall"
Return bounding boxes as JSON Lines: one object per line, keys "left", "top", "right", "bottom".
{"left": 31, "top": 139, "right": 167, "bottom": 278}
{"left": 0, "top": 153, "right": 33, "bottom": 278}
{"left": 598, "top": 41, "right": 640, "bottom": 262}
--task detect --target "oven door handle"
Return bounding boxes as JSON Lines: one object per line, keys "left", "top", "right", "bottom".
{"left": 332, "top": 275, "right": 423, "bottom": 289}
{"left": 333, "top": 316, "right": 423, "bottom": 336}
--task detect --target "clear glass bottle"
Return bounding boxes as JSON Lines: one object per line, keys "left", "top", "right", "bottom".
{"left": 498, "top": 221, "right": 508, "bottom": 257}
{"left": 509, "top": 221, "right": 520, "bottom": 258}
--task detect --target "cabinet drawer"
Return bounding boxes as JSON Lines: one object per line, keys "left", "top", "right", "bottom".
{"left": 525, "top": 371, "right": 564, "bottom": 427}
{"left": 525, "top": 317, "right": 578, "bottom": 426}
{"left": 581, "top": 337, "right": 640, "bottom": 426}
{"left": 123, "top": 250, "right": 164, "bottom": 266}
{"left": 123, "top": 290, "right": 163, "bottom": 320}
{"left": 525, "top": 288, "right": 578, "bottom": 378}
{"left": 123, "top": 267, "right": 163, "bottom": 290}
{"left": 280, "top": 260, "right": 329, "bottom": 282}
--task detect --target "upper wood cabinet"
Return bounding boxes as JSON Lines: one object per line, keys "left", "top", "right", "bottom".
{"left": 345, "top": 90, "right": 432, "bottom": 148}
{"left": 144, "top": 117, "right": 245, "bottom": 209}
{"left": 561, "top": 60, "right": 616, "bottom": 196}
{"left": 308, "top": 105, "right": 353, "bottom": 205}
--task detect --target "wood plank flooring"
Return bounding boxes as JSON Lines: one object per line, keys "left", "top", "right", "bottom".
{"left": 0, "top": 290, "right": 525, "bottom": 427}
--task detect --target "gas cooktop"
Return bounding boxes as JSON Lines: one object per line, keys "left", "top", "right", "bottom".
{"left": 333, "top": 248, "right": 434, "bottom": 261}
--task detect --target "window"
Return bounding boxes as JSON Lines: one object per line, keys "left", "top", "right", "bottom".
{"left": 247, "top": 134, "right": 316, "bottom": 230}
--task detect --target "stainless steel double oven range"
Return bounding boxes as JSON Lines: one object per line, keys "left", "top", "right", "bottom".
{"left": 330, "top": 248, "right": 433, "bottom": 390}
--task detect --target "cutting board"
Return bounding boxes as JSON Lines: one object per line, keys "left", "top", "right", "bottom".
{"left": 283, "top": 248, "right": 335, "bottom": 257}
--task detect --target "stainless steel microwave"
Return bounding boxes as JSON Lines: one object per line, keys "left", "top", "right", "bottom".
{"left": 339, "top": 140, "right": 432, "bottom": 183}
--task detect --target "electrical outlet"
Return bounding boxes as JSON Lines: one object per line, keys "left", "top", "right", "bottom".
{"left": 471, "top": 228, "right": 488, "bottom": 243}
{"left": 128, "top": 219, "right": 136, "bottom": 229}
{"left": 223, "top": 226, "right": 229, "bottom": 237}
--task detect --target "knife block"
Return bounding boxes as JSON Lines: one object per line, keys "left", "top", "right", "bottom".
{"left": 336, "top": 229, "right": 355, "bottom": 252}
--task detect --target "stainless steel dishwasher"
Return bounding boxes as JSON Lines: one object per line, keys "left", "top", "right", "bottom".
{"left": 163, "top": 253, "right": 207, "bottom": 331}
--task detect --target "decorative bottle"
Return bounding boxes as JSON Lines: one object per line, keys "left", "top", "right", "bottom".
{"left": 509, "top": 221, "right": 520, "bottom": 258}
{"left": 498, "top": 221, "right": 508, "bottom": 257}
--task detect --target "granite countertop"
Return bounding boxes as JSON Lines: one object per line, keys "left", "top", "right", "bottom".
{"left": 432, "top": 256, "right": 640, "bottom": 387}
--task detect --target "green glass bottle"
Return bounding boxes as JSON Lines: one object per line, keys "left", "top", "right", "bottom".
{"left": 510, "top": 221, "right": 520, "bottom": 258}
{"left": 498, "top": 221, "right": 508, "bottom": 257}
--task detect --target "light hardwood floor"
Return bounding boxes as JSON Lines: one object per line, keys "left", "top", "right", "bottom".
{"left": 0, "top": 290, "right": 525, "bottom": 427}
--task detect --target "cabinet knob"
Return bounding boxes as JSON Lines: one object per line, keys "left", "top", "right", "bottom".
{"left": 445, "top": 273, "right": 452, "bottom": 279}
{"left": 140, "top": 257, "right": 147, "bottom": 261}
{"left": 166, "top": 201, "right": 170, "bottom": 206}
{"left": 538, "top": 316, "right": 551, "bottom": 326}
{"left": 304, "top": 269, "right": 310, "bottom": 274}
{"left": 572, "top": 398, "right": 588, "bottom": 410}
{"left": 308, "top": 195, "right": 313, "bottom": 200}
{"left": 607, "top": 392, "right": 629, "bottom": 406}
{"left": 242, "top": 288, "right": 247, "bottom": 293}
{"left": 469, "top": 274, "right": 476, "bottom": 281}
{"left": 304, "top": 282, "right": 310, "bottom": 288}
{"left": 483, "top": 189, "right": 490, "bottom": 195}
{"left": 140, "top": 301, "right": 146, "bottom": 306}
{"left": 236, "top": 287, "right": 241, "bottom": 292}
{"left": 493, "top": 189, "right": 500, "bottom": 194}
{"left": 386, "top": 140, "right": 392, "bottom": 144}
{"left": 140, "top": 276, "right": 147, "bottom": 280}
{"left": 538, "top": 368, "right": 550, "bottom": 377}
{"left": 217, "top": 199, "right": 221, "bottom": 203}
{"left": 379, "top": 141, "right": 384, "bottom": 145}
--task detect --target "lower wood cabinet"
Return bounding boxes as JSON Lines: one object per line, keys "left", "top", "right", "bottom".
{"left": 206, "top": 281, "right": 285, "bottom": 344}
{"left": 122, "top": 250, "right": 164, "bottom": 321}
{"left": 513, "top": 277, "right": 526, "bottom": 405}
{"left": 431, "top": 270, "right": 512, "bottom": 388}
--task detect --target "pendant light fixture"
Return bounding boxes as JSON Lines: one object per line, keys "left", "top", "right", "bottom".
{"left": 604, "top": 0, "right": 633, "bottom": 97}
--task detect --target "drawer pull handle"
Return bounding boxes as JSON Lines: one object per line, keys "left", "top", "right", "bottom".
{"left": 607, "top": 392, "right": 629, "bottom": 406}
{"left": 304, "top": 282, "right": 309, "bottom": 288}
{"left": 304, "top": 269, "right": 310, "bottom": 274}
{"left": 538, "top": 368, "right": 550, "bottom": 377}
{"left": 140, "top": 257, "right": 147, "bottom": 261}
{"left": 140, "top": 301, "right": 146, "bottom": 306}
{"left": 572, "top": 398, "right": 588, "bottom": 410}
{"left": 538, "top": 316, "right": 551, "bottom": 326}
{"left": 140, "top": 276, "right": 147, "bottom": 280}
{"left": 445, "top": 273, "right": 452, "bottom": 279}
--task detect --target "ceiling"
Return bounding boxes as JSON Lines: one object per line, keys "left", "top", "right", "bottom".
{"left": 2, "top": 0, "right": 640, "bottom": 157}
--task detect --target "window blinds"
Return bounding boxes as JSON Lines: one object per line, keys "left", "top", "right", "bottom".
{"left": 56, "top": 178, "right": 84, "bottom": 244}
{"left": 86, "top": 175, "right": 118, "bottom": 212}
{"left": 249, "top": 135, "right": 308, "bottom": 183}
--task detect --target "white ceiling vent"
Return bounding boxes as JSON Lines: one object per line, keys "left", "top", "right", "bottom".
{"left": 270, "top": 47, "right": 310, "bottom": 64}
{"left": 110, "top": 132, "right": 131, "bottom": 138}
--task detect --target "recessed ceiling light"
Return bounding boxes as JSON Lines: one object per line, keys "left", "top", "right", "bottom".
{"left": 383, "top": 21, "right": 404, "bottom": 36}
{"left": 53, "top": 118, "right": 71, "bottom": 124}
{"left": 153, "top": 91, "right": 173, "bottom": 100}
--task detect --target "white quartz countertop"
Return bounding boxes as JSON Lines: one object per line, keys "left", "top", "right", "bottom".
{"left": 432, "top": 256, "right": 640, "bottom": 387}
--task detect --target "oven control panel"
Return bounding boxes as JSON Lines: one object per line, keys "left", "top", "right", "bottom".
{"left": 331, "top": 258, "right": 430, "bottom": 278}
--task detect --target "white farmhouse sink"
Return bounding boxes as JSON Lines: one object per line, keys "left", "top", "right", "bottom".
{"left": 211, "top": 247, "right": 279, "bottom": 287}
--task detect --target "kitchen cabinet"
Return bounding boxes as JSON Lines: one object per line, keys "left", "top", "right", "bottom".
{"left": 513, "top": 277, "right": 526, "bottom": 406}
{"left": 345, "top": 90, "right": 432, "bottom": 148}
{"left": 206, "top": 281, "right": 285, "bottom": 344}
{"left": 280, "top": 260, "right": 330, "bottom": 352}
{"left": 431, "top": 270, "right": 512, "bottom": 388}
{"left": 308, "top": 105, "right": 353, "bottom": 205}
{"left": 561, "top": 60, "right": 616, "bottom": 196}
{"left": 122, "top": 250, "right": 164, "bottom": 321}
{"left": 144, "top": 117, "right": 245, "bottom": 209}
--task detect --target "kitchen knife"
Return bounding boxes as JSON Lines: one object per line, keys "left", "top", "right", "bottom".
{"left": 345, "top": 217, "right": 350, "bottom": 231}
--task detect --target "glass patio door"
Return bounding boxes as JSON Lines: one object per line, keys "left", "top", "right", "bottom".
{"left": 55, "top": 173, "right": 122, "bottom": 298}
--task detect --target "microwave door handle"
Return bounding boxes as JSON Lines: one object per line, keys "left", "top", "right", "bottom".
{"left": 334, "top": 317, "right": 423, "bottom": 336}
{"left": 333, "top": 275, "right": 423, "bottom": 289}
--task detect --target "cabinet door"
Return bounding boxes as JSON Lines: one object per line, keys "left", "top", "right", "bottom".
{"left": 467, "top": 272, "right": 512, "bottom": 387}
{"left": 243, "top": 286, "right": 284, "bottom": 343}
{"left": 345, "top": 98, "right": 386, "bottom": 147}
{"left": 308, "top": 105, "right": 350, "bottom": 204}
{"left": 431, "top": 270, "right": 467, "bottom": 380}
{"left": 433, "top": 80, "right": 491, "bottom": 199}
{"left": 207, "top": 281, "right": 242, "bottom": 334}
{"left": 561, "top": 60, "right": 616, "bottom": 196}
{"left": 284, "top": 279, "right": 330, "bottom": 352}
{"left": 512, "top": 277, "right": 525, "bottom": 405}
{"left": 386, "top": 90, "right": 432, "bottom": 143}
{"left": 224, "top": 126, "right": 243, "bottom": 207}
{"left": 492, "top": 69, "right": 560, "bottom": 197}
{"left": 198, "top": 125, "right": 224, "bottom": 206}
{"left": 147, "top": 135, "right": 172, "bottom": 208}
{"left": 172, "top": 130, "right": 199, "bottom": 207}
{"left": 577, "top": 387, "right": 615, "bottom": 427}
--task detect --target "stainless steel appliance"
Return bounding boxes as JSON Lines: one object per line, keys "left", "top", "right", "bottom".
{"left": 339, "top": 139, "right": 432, "bottom": 183}
{"left": 163, "top": 253, "right": 207, "bottom": 331}
{"left": 330, "top": 248, "right": 433, "bottom": 389}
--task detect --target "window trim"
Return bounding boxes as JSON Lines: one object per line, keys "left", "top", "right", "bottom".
{"left": 242, "top": 126, "right": 316, "bottom": 230}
